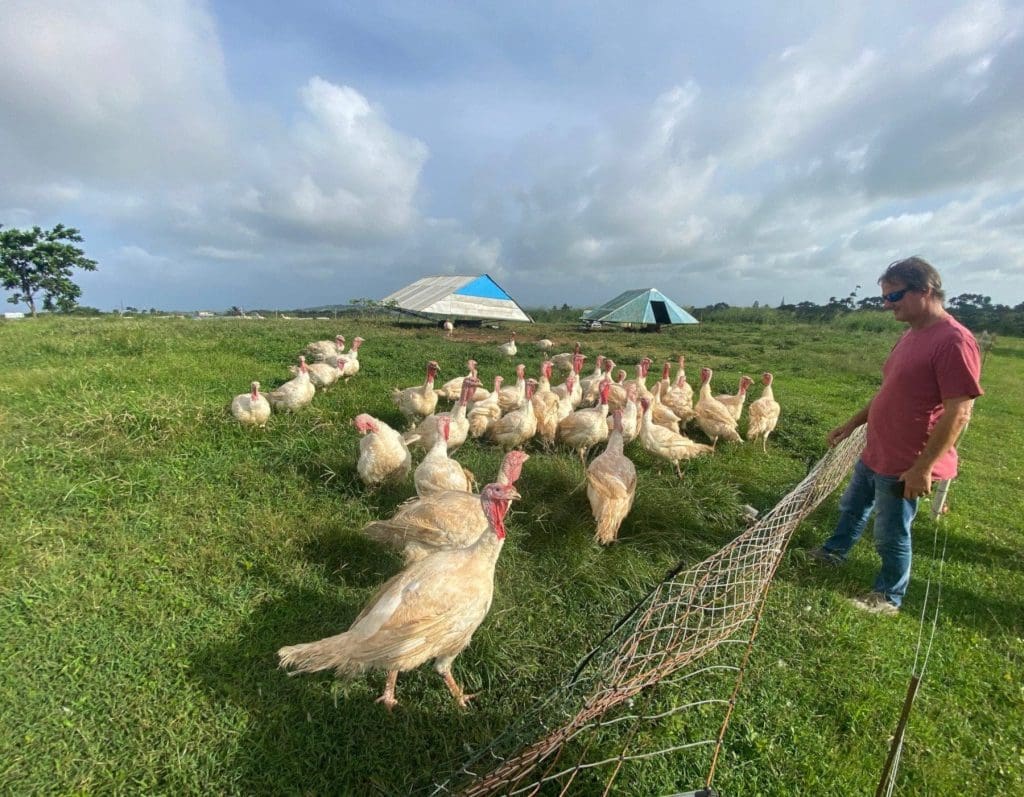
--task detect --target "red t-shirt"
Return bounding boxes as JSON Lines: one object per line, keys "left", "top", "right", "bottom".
{"left": 862, "top": 315, "right": 983, "bottom": 480}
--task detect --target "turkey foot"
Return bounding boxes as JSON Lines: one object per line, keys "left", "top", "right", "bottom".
{"left": 442, "top": 671, "right": 476, "bottom": 708}
{"left": 375, "top": 671, "right": 399, "bottom": 711}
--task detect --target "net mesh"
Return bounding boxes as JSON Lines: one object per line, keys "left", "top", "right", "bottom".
{"left": 428, "top": 425, "right": 866, "bottom": 796}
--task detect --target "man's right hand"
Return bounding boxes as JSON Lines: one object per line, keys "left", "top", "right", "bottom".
{"left": 827, "top": 423, "right": 852, "bottom": 447}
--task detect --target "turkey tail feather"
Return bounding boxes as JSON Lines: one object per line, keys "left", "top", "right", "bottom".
{"left": 277, "top": 633, "right": 355, "bottom": 675}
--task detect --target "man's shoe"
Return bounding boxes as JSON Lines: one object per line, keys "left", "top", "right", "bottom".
{"left": 807, "top": 546, "right": 844, "bottom": 567}
{"left": 850, "top": 592, "right": 899, "bottom": 615}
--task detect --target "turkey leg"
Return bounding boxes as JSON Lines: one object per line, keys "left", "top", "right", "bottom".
{"left": 441, "top": 670, "right": 476, "bottom": 708}
{"left": 375, "top": 670, "right": 399, "bottom": 711}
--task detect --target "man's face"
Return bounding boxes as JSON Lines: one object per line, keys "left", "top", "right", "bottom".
{"left": 880, "top": 280, "right": 928, "bottom": 323}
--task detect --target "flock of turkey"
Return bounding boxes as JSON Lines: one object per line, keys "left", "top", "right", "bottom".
{"left": 235, "top": 328, "right": 781, "bottom": 709}
{"left": 229, "top": 334, "right": 364, "bottom": 425}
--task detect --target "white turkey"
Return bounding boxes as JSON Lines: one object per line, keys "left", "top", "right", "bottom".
{"left": 588, "top": 409, "right": 637, "bottom": 545}
{"left": 339, "top": 336, "right": 364, "bottom": 380}
{"left": 638, "top": 396, "right": 713, "bottom": 478}
{"left": 468, "top": 375, "right": 504, "bottom": 439}
{"left": 497, "top": 332, "right": 517, "bottom": 358}
{"left": 550, "top": 341, "right": 581, "bottom": 372}
{"left": 303, "top": 334, "right": 345, "bottom": 363}
{"left": 354, "top": 413, "right": 416, "bottom": 488}
{"left": 715, "top": 375, "right": 755, "bottom": 422}
{"left": 278, "top": 482, "right": 521, "bottom": 710}
{"left": 231, "top": 381, "right": 271, "bottom": 427}
{"left": 267, "top": 357, "right": 315, "bottom": 412}
{"left": 391, "top": 361, "right": 441, "bottom": 426}
{"left": 408, "top": 377, "right": 475, "bottom": 452}
{"left": 746, "top": 372, "right": 781, "bottom": 453}
{"left": 694, "top": 367, "right": 742, "bottom": 448}
{"left": 414, "top": 415, "right": 475, "bottom": 496}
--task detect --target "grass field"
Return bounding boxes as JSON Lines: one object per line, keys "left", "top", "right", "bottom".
{"left": 1, "top": 314, "right": 1021, "bottom": 795}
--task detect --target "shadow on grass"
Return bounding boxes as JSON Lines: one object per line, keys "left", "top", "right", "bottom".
{"left": 919, "top": 582, "right": 1024, "bottom": 636}
{"left": 782, "top": 535, "right": 1024, "bottom": 638}
{"left": 299, "top": 521, "right": 404, "bottom": 590}
{"left": 915, "top": 525, "right": 1024, "bottom": 572}
{"left": 188, "top": 579, "right": 524, "bottom": 795}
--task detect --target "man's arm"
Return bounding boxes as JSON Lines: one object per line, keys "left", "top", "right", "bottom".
{"left": 899, "top": 395, "right": 975, "bottom": 498}
{"left": 827, "top": 399, "right": 872, "bottom": 447}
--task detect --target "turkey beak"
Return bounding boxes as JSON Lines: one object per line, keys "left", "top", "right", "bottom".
{"left": 507, "top": 487, "right": 522, "bottom": 501}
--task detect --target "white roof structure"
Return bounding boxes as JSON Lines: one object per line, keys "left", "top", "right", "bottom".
{"left": 382, "top": 274, "right": 533, "bottom": 322}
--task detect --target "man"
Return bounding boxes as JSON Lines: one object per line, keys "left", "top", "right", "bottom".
{"left": 809, "top": 257, "right": 983, "bottom": 614}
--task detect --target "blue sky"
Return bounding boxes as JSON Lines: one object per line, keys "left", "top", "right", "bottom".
{"left": 2, "top": 1, "right": 1023, "bottom": 312}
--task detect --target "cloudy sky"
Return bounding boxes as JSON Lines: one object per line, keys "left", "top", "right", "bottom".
{"left": 2, "top": 1, "right": 1023, "bottom": 312}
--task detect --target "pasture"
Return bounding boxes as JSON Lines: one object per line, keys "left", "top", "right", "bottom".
{"left": 0, "top": 314, "right": 1020, "bottom": 795}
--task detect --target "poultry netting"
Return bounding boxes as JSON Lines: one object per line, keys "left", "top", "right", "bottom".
{"left": 428, "top": 425, "right": 867, "bottom": 796}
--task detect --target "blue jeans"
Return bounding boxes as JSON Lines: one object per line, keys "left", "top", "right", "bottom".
{"left": 821, "top": 459, "right": 919, "bottom": 607}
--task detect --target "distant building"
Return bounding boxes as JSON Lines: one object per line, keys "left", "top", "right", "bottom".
{"left": 382, "top": 274, "right": 532, "bottom": 323}
{"left": 3, "top": 312, "right": 25, "bottom": 320}
{"left": 581, "top": 288, "right": 698, "bottom": 328}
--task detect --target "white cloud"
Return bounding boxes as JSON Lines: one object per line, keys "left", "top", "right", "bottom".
{"left": 0, "top": 0, "right": 233, "bottom": 187}
{"left": 923, "top": 0, "right": 1020, "bottom": 65}
{"left": 3, "top": 1, "right": 1024, "bottom": 311}
{"left": 192, "top": 245, "right": 258, "bottom": 261}
{"left": 239, "top": 77, "right": 429, "bottom": 240}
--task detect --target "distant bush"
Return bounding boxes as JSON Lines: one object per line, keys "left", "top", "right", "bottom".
{"left": 689, "top": 306, "right": 780, "bottom": 324}
{"left": 830, "top": 311, "right": 902, "bottom": 333}
{"left": 525, "top": 305, "right": 585, "bottom": 323}
{"left": 59, "top": 305, "right": 104, "bottom": 316}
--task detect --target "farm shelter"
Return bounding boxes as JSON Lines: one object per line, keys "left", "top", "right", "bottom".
{"left": 381, "top": 274, "right": 533, "bottom": 323}
{"left": 581, "top": 288, "right": 699, "bottom": 328}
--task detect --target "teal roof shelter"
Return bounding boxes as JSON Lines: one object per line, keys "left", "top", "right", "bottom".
{"left": 581, "top": 288, "right": 698, "bottom": 326}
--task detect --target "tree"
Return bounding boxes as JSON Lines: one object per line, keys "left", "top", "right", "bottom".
{"left": 948, "top": 293, "right": 992, "bottom": 311}
{"left": 0, "top": 224, "right": 98, "bottom": 316}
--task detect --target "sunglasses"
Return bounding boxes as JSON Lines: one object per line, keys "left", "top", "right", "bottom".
{"left": 882, "top": 288, "right": 912, "bottom": 303}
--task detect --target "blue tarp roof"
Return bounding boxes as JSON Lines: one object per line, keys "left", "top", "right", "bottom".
{"left": 581, "top": 288, "right": 698, "bottom": 325}
{"left": 382, "top": 274, "right": 533, "bottom": 322}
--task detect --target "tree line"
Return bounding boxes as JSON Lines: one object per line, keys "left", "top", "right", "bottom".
{"left": 692, "top": 291, "right": 1024, "bottom": 335}
{"left": 3, "top": 223, "right": 1022, "bottom": 334}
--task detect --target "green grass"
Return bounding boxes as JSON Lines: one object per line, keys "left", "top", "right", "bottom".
{"left": 0, "top": 316, "right": 1021, "bottom": 795}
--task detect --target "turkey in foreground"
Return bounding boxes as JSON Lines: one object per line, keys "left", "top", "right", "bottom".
{"left": 363, "top": 451, "right": 528, "bottom": 563}
{"left": 231, "top": 381, "right": 271, "bottom": 427}
{"left": 277, "top": 482, "right": 521, "bottom": 711}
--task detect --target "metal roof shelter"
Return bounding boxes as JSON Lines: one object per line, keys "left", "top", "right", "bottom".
{"left": 581, "top": 288, "right": 699, "bottom": 326}
{"left": 382, "top": 274, "right": 533, "bottom": 322}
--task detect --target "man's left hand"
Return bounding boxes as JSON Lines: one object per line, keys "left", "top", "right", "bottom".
{"left": 899, "top": 466, "right": 933, "bottom": 498}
